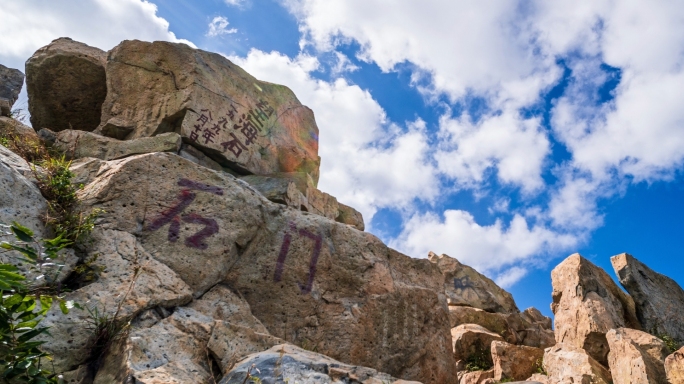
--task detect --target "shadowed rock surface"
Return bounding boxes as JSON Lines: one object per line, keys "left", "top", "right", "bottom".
{"left": 26, "top": 38, "right": 107, "bottom": 132}
{"left": 611, "top": 252, "right": 684, "bottom": 345}
{"left": 0, "top": 64, "right": 24, "bottom": 116}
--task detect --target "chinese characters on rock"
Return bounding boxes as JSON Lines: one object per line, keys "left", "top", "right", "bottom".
{"left": 189, "top": 99, "right": 275, "bottom": 158}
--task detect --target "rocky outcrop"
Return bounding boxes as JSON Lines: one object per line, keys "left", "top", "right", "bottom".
{"left": 611, "top": 253, "right": 684, "bottom": 344}
{"left": 606, "top": 328, "right": 669, "bottom": 384}
{"left": 429, "top": 252, "right": 519, "bottom": 313}
{"left": 542, "top": 344, "right": 612, "bottom": 384}
{"left": 26, "top": 38, "right": 107, "bottom": 132}
{"left": 0, "top": 117, "right": 39, "bottom": 142}
{"left": 54, "top": 129, "right": 182, "bottom": 161}
{"left": 666, "top": 347, "right": 684, "bottom": 384}
{"left": 240, "top": 173, "right": 365, "bottom": 230}
{"left": 0, "top": 144, "right": 46, "bottom": 237}
{"left": 0, "top": 64, "right": 24, "bottom": 116}
{"left": 96, "top": 40, "right": 320, "bottom": 182}
{"left": 220, "top": 344, "right": 420, "bottom": 384}
{"left": 458, "top": 369, "right": 493, "bottom": 384}
{"left": 490, "top": 341, "right": 544, "bottom": 381}
{"left": 65, "top": 152, "right": 455, "bottom": 383}
{"left": 448, "top": 306, "right": 554, "bottom": 349}
{"left": 551, "top": 253, "right": 640, "bottom": 365}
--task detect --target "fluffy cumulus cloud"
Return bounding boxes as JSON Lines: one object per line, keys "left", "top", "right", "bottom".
{"left": 279, "top": 0, "right": 684, "bottom": 285}
{"left": 206, "top": 16, "right": 237, "bottom": 37}
{"left": 229, "top": 50, "right": 439, "bottom": 221}
{"left": 0, "top": 0, "right": 194, "bottom": 70}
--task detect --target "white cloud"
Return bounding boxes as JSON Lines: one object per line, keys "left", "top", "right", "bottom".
{"left": 331, "top": 52, "right": 359, "bottom": 76}
{"left": 390, "top": 211, "right": 578, "bottom": 276}
{"left": 224, "top": 0, "right": 246, "bottom": 7}
{"left": 207, "top": 16, "right": 237, "bottom": 37}
{"left": 0, "top": 0, "right": 194, "bottom": 71}
{"left": 229, "top": 49, "right": 439, "bottom": 221}
{"left": 495, "top": 267, "right": 528, "bottom": 289}
{"left": 436, "top": 110, "right": 550, "bottom": 192}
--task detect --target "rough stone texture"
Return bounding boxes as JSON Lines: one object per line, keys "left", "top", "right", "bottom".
{"left": 526, "top": 374, "right": 549, "bottom": 384}
{"left": 458, "top": 369, "right": 494, "bottom": 384}
{"left": 337, "top": 201, "right": 365, "bottom": 231}
{"left": 40, "top": 229, "right": 193, "bottom": 372}
{"left": 0, "top": 64, "right": 24, "bottom": 116}
{"left": 429, "top": 252, "right": 519, "bottom": 313}
{"left": 220, "top": 344, "right": 419, "bottom": 384}
{"left": 69, "top": 157, "right": 109, "bottom": 187}
{"left": 451, "top": 324, "right": 504, "bottom": 363}
{"left": 0, "top": 116, "right": 40, "bottom": 141}
{"left": 666, "top": 346, "right": 684, "bottom": 384}
{"left": 0, "top": 144, "right": 46, "bottom": 236}
{"left": 240, "top": 174, "right": 306, "bottom": 210}
{"left": 491, "top": 341, "right": 544, "bottom": 381}
{"left": 26, "top": 37, "right": 107, "bottom": 131}
{"left": 306, "top": 185, "right": 339, "bottom": 219}
{"left": 54, "top": 129, "right": 182, "bottom": 161}
{"left": 76, "top": 152, "right": 456, "bottom": 383}
{"left": 606, "top": 328, "right": 669, "bottom": 384}
{"left": 543, "top": 344, "right": 612, "bottom": 384}
{"left": 611, "top": 252, "right": 684, "bottom": 344}
{"left": 448, "top": 306, "right": 554, "bottom": 349}
{"left": 551, "top": 253, "right": 640, "bottom": 365}
{"left": 97, "top": 39, "right": 320, "bottom": 182}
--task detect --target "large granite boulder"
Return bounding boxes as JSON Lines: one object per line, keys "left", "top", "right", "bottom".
{"left": 551, "top": 253, "right": 640, "bottom": 365}
{"left": 96, "top": 40, "right": 320, "bottom": 182}
{"left": 451, "top": 324, "right": 504, "bottom": 364}
{"left": 666, "top": 346, "right": 684, "bottom": 384}
{"left": 429, "top": 252, "right": 519, "bottom": 313}
{"left": 0, "top": 144, "right": 46, "bottom": 236}
{"left": 0, "top": 64, "right": 24, "bottom": 116}
{"left": 606, "top": 328, "right": 669, "bottom": 384}
{"left": 220, "top": 344, "right": 420, "bottom": 384}
{"left": 611, "top": 253, "right": 684, "bottom": 345}
{"left": 542, "top": 344, "right": 612, "bottom": 384}
{"left": 26, "top": 38, "right": 107, "bottom": 132}
{"left": 490, "top": 341, "right": 544, "bottom": 381}
{"left": 74, "top": 152, "right": 455, "bottom": 383}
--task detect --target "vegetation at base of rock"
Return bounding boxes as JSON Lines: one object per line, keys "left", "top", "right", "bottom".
{"left": 81, "top": 304, "right": 131, "bottom": 373}
{"left": 0, "top": 222, "right": 76, "bottom": 383}
{"left": 464, "top": 342, "right": 493, "bottom": 372}
{"left": 0, "top": 117, "right": 101, "bottom": 245}
{"left": 655, "top": 330, "right": 680, "bottom": 354}
{"left": 534, "top": 356, "right": 547, "bottom": 375}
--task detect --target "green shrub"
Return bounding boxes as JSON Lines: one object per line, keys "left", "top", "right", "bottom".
{"left": 0, "top": 222, "right": 78, "bottom": 383}
{"left": 464, "top": 342, "right": 492, "bottom": 372}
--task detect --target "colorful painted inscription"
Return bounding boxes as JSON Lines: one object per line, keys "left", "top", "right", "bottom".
{"left": 147, "top": 178, "right": 223, "bottom": 249}
{"left": 188, "top": 100, "right": 275, "bottom": 159}
{"left": 273, "top": 222, "right": 322, "bottom": 294}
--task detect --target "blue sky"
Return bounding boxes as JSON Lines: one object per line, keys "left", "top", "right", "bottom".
{"left": 2, "top": 0, "right": 684, "bottom": 316}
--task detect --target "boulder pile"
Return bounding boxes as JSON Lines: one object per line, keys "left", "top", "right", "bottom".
{"left": 1, "top": 37, "right": 684, "bottom": 384}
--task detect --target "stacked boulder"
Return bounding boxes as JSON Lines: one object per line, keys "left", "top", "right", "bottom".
{"left": 23, "top": 37, "right": 363, "bottom": 231}
{"left": 429, "top": 252, "right": 554, "bottom": 383}
{"left": 0, "top": 63, "right": 24, "bottom": 117}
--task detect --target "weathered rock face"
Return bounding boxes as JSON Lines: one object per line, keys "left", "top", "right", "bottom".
{"left": 666, "top": 346, "right": 684, "bottom": 384}
{"left": 429, "top": 252, "right": 519, "bottom": 313}
{"left": 451, "top": 324, "right": 504, "bottom": 364}
{"left": 54, "top": 129, "right": 182, "bottom": 161}
{"left": 490, "top": 341, "right": 544, "bottom": 381}
{"left": 73, "top": 152, "right": 455, "bottom": 383}
{"left": 543, "top": 344, "right": 612, "bottom": 384}
{"left": 0, "top": 64, "right": 24, "bottom": 116}
{"left": 606, "top": 328, "right": 669, "bottom": 384}
{"left": 611, "top": 253, "right": 684, "bottom": 344}
{"left": 551, "top": 253, "right": 640, "bottom": 365}
{"left": 26, "top": 38, "right": 107, "bottom": 132}
{"left": 0, "top": 117, "right": 39, "bottom": 142}
{"left": 97, "top": 40, "right": 320, "bottom": 182}
{"left": 448, "top": 306, "right": 554, "bottom": 349}
{"left": 220, "top": 344, "right": 420, "bottom": 384}
{"left": 458, "top": 369, "right": 493, "bottom": 384}
{"left": 0, "top": 144, "right": 46, "bottom": 236}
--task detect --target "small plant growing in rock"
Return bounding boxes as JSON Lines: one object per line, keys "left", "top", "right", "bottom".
{"left": 240, "top": 364, "right": 262, "bottom": 384}
{"left": 534, "top": 356, "right": 547, "bottom": 375}
{"left": 464, "top": 341, "right": 493, "bottom": 372}
{"left": 656, "top": 332, "right": 679, "bottom": 354}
